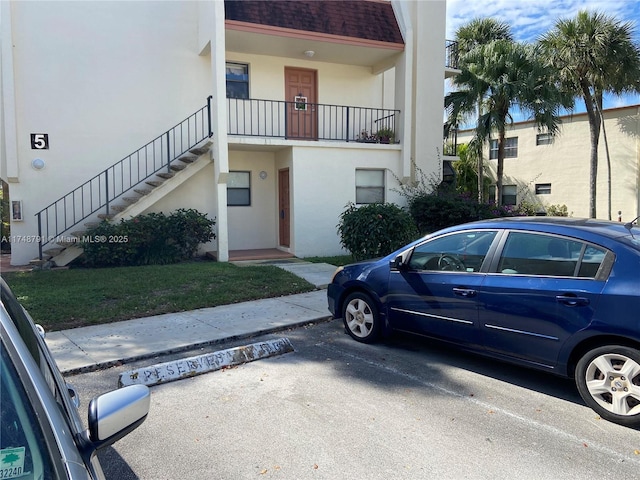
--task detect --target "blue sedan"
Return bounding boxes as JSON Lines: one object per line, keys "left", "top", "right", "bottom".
{"left": 327, "top": 217, "right": 640, "bottom": 427}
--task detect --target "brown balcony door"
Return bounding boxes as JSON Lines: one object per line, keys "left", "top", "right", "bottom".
{"left": 285, "top": 67, "right": 317, "bottom": 140}
{"left": 278, "top": 168, "right": 290, "bottom": 247}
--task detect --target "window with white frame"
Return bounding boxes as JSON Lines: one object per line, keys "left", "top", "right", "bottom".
{"left": 489, "top": 137, "right": 518, "bottom": 159}
{"left": 536, "top": 133, "right": 553, "bottom": 145}
{"left": 356, "top": 169, "right": 385, "bottom": 204}
{"left": 489, "top": 184, "right": 517, "bottom": 206}
{"left": 228, "top": 171, "right": 251, "bottom": 206}
{"left": 535, "top": 183, "right": 552, "bottom": 195}
{"left": 226, "top": 62, "right": 249, "bottom": 99}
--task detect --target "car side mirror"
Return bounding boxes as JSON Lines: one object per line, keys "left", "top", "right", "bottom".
{"left": 87, "top": 384, "right": 150, "bottom": 450}
{"left": 390, "top": 254, "right": 408, "bottom": 271}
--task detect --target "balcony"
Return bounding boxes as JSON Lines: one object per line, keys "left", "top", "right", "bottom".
{"left": 445, "top": 40, "right": 460, "bottom": 79}
{"left": 227, "top": 98, "right": 400, "bottom": 144}
{"left": 443, "top": 124, "right": 458, "bottom": 157}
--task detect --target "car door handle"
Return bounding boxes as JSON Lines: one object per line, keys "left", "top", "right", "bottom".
{"left": 453, "top": 288, "right": 476, "bottom": 298}
{"left": 556, "top": 294, "right": 590, "bottom": 307}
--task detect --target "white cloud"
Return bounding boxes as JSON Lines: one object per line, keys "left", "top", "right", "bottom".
{"left": 446, "top": 0, "right": 640, "bottom": 42}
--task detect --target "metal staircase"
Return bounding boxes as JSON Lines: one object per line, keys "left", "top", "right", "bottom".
{"left": 33, "top": 97, "right": 213, "bottom": 267}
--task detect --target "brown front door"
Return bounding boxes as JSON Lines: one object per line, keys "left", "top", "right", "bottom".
{"left": 278, "top": 168, "right": 290, "bottom": 247}
{"left": 285, "top": 67, "right": 317, "bottom": 140}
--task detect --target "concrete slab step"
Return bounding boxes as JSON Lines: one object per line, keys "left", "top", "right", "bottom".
{"left": 189, "top": 142, "right": 212, "bottom": 156}
{"left": 44, "top": 247, "right": 64, "bottom": 257}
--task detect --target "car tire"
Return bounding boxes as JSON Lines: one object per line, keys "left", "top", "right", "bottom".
{"left": 575, "top": 345, "right": 640, "bottom": 426}
{"left": 342, "top": 292, "right": 380, "bottom": 344}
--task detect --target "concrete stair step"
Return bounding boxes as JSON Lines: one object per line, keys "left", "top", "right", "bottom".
{"left": 57, "top": 239, "right": 77, "bottom": 247}
{"left": 44, "top": 247, "right": 64, "bottom": 257}
{"left": 156, "top": 172, "right": 175, "bottom": 180}
{"left": 134, "top": 188, "right": 152, "bottom": 195}
{"left": 70, "top": 231, "right": 84, "bottom": 239}
{"left": 145, "top": 180, "right": 164, "bottom": 188}
{"left": 190, "top": 142, "right": 212, "bottom": 156}
{"left": 97, "top": 213, "right": 116, "bottom": 220}
{"left": 29, "top": 257, "right": 50, "bottom": 265}
{"left": 178, "top": 155, "right": 197, "bottom": 164}
{"left": 109, "top": 205, "right": 128, "bottom": 213}
{"left": 169, "top": 164, "right": 186, "bottom": 172}
{"left": 122, "top": 197, "right": 140, "bottom": 204}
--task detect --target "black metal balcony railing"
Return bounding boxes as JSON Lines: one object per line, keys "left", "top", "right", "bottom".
{"left": 445, "top": 40, "right": 459, "bottom": 70}
{"left": 443, "top": 124, "right": 458, "bottom": 156}
{"left": 35, "top": 98, "right": 213, "bottom": 259}
{"left": 227, "top": 98, "right": 400, "bottom": 143}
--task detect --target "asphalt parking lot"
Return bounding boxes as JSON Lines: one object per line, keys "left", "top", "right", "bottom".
{"left": 68, "top": 319, "right": 640, "bottom": 480}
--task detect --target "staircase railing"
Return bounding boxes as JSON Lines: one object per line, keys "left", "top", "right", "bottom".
{"left": 36, "top": 96, "right": 213, "bottom": 260}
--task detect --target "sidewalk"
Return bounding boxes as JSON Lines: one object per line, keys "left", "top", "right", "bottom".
{"left": 45, "top": 262, "right": 338, "bottom": 375}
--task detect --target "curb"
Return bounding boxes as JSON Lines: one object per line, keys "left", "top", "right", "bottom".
{"left": 60, "top": 316, "right": 333, "bottom": 377}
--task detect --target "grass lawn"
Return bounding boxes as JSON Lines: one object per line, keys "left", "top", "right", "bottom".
{"left": 2, "top": 260, "right": 316, "bottom": 331}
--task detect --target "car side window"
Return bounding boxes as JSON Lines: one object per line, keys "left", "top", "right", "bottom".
{"left": 497, "top": 232, "right": 607, "bottom": 278}
{"left": 1, "top": 345, "right": 57, "bottom": 480}
{"left": 408, "top": 230, "right": 497, "bottom": 272}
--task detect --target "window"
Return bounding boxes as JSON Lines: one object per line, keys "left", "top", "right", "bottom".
{"left": 1, "top": 346, "right": 58, "bottom": 480}
{"left": 536, "top": 133, "right": 553, "bottom": 145}
{"left": 226, "top": 62, "right": 249, "bottom": 99}
{"left": 489, "top": 137, "right": 518, "bottom": 159}
{"left": 535, "top": 183, "right": 552, "bottom": 195}
{"left": 408, "top": 231, "right": 497, "bottom": 272}
{"left": 356, "top": 169, "right": 385, "bottom": 204}
{"left": 497, "top": 232, "right": 607, "bottom": 277}
{"left": 489, "top": 185, "right": 517, "bottom": 206}
{"left": 228, "top": 171, "right": 251, "bottom": 206}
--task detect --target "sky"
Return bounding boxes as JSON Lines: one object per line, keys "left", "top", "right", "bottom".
{"left": 445, "top": 0, "right": 640, "bottom": 111}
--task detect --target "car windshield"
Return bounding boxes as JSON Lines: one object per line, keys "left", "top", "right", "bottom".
{"left": 0, "top": 344, "right": 56, "bottom": 480}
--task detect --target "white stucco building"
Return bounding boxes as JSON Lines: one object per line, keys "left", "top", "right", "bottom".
{"left": 457, "top": 105, "right": 640, "bottom": 222}
{"left": 1, "top": 0, "right": 455, "bottom": 266}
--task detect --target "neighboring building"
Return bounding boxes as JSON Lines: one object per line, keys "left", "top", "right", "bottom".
{"left": 457, "top": 105, "right": 640, "bottom": 221}
{"left": 0, "top": 0, "right": 454, "bottom": 266}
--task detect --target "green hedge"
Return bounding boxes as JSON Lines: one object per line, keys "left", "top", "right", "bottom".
{"left": 337, "top": 203, "right": 418, "bottom": 261}
{"left": 80, "top": 209, "right": 215, "bottom": 267}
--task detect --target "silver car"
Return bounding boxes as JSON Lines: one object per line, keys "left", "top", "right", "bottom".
{"left": 0, "top": 277, "right": 150, "bottom": 479}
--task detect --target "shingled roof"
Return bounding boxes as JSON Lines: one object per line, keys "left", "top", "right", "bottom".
{"left": 224, "top": 0, "right": 404, "bottom": 45}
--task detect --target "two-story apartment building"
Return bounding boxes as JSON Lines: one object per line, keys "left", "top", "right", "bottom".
{"left": 1, "top": 0, "right": 454, "bottom": 266}
{"left": 457, "top": 105, "right": 640, "bottom": 221}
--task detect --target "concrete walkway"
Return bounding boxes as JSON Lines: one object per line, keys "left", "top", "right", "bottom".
{"left": 46, "top": 262, "right": 338, "bottom": 374}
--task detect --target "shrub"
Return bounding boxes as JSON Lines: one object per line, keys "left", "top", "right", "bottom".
{"left": 337, "top": 203, "right": 418, "bottom": 261}
{"left": 80, "top": 209, "right": 215, "bottom": 267}
{"left": 409, "top": 194, "right": 481, "bottom": 233}
{"left": 546, "top": 204, "right": 569, "bottom": 216}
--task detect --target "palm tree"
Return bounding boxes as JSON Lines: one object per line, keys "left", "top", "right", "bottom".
{"left": 446, "top": 40, "right": 571, "bottom": 207}
{"left": 539, "top": 11, "right": 640, "bottom": 219}
{"left": 452, "top": 18, "right": 513, "bottom": 203}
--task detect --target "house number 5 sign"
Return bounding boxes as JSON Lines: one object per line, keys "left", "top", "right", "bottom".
{"left": 30, "top": 133, "right": 49, "bottom": 150}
